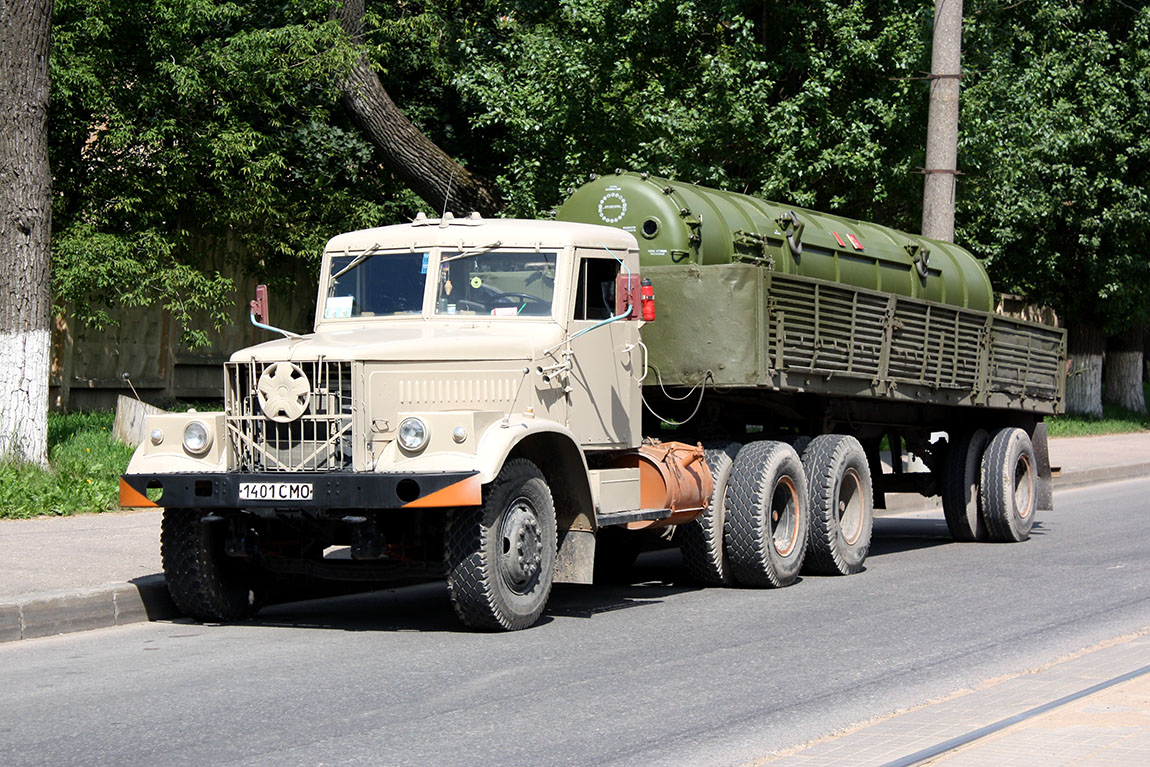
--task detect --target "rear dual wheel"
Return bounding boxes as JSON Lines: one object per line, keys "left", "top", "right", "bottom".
{"left": 943, "top": 427, "right": 1037, "bottom": 543}
{"left": 981, "top": 428, "right": 1037, "bottom": 542}
{"left": 800, "top": 435, "right": 873, "bottom": 576}
{"left": 942, "top": 429, "right": 991, "bottom": 541}
{"left": 724, "top": 441, "right": 809, "bottom": 588}
{"left": 679, "top": 441, "right": 741, "bottom": 585}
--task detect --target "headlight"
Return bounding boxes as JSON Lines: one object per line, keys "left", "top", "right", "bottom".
{"left": 182, "top": 421, "right": 213, "bottom": 455}
{"left": 397, "top": 417, "right": 429, "bottom": 452}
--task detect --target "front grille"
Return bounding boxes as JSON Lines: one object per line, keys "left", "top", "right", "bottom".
{"left": 225, "top": 359, "right": 353, "bottom": 472}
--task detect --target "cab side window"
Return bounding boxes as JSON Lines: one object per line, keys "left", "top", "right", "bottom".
{"left": 573, "top": 258, "right": 619, "bottom": 321}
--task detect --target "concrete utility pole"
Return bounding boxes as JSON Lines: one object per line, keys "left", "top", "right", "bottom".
{"left": 921, "top": 0, "right": 963, "bottom": 243}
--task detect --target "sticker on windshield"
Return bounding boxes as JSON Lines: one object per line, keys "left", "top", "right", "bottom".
{"left": 470, "top": 276, "right": 483, "bottom": 289}
{"left": 325, "top": 296, "right": 353, "bottom": 318}
{"left": 421, "top": 253, "right": 429, "bottom": 274}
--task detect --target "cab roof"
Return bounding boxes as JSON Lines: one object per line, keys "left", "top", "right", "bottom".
{"left": 323, "top": 215, "right": 639, "bottom": 255}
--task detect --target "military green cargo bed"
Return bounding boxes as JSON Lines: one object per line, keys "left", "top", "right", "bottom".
{"left": 641, "top": 264, "right": 1066, "bottom": 415}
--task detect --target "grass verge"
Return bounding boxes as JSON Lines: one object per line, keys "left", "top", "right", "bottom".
{"left": 0, "top": 411, "right": 135, "bottom": 520}
{"left": 1046, "top": 382, "right": 1150, "bottom": 437}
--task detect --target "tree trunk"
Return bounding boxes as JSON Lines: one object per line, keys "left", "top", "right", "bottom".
{"left": 921, "top": 0, "right": 963, "bottom": 242}
{"left": 1143, "top": 326, "right": 1150, "bottom": 385}
{"left": 1065, "top": 321, "right": 1104, "bottom": 418}
{"left": 0, "top": 0, "right": 54, "bottom": 467}
{"left": 1103, "top": 327, "right": 1146, "bottom": 414}
{"left": 330, "top": 0, "right": 500, "bottom": 217}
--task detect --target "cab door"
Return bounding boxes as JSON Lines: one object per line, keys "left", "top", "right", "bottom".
{"left": 565, "top": 250, "right": 642, "bottom": 448}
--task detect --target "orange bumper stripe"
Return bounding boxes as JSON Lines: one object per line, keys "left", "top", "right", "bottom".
{"left": 119, "top": 478, "right": 158, "bottom": 508}
{"left": 402, "top": 474, "right": 482, "bottom": 508}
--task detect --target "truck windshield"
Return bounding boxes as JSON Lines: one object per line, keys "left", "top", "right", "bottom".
{"left": 435, "top": 250, "right": 557, "bottom": 317}
{"left": 324, "top": 251, "right": 428, "bottom": 318}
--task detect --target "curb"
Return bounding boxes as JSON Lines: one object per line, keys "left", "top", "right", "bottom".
{"left": 1, "top": 464, "right": 1147, "bottom": 645}
{"left": 0, "top": 574, "right": 178, "bottom": 643}
{"left": 1051, "top": 462, "right": 1150, "bottom": 491}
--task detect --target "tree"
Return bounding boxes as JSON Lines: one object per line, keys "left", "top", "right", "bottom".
{"left": 0, "top": 0, "right": 54, "bottom": 466}
{"left": 50, "top": 0, "right": 385, "bottom": 346}
{"left": 330, "top": 0, "right": 499, "bottom": 215}
{"left": 959, "top": 1, "right": 1150, "bottom": 416}
{"left": 1104, "top": 327, "right": 1146, "bottom": 414}
{"left": 449, "top": 1, "right": 935, "bottom": 223}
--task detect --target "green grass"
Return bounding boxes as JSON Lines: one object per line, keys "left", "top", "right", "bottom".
{"left": 0, "top": 411, "right": 135, "bottom": 520}
{"left": 1046, "top": 381, "right": 1150, "bottom": 438}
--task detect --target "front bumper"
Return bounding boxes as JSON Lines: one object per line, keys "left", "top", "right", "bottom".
{"left": 120, "top": 471, "right": 481, "bottom": 510}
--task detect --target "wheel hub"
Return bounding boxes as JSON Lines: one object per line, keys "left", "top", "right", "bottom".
{"left": 500, "top": 501, "right": 543, "bottom": 590}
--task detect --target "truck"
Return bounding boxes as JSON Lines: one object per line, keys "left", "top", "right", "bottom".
{"left": 121, "top": 171, "right": 1066, "bottom": 631}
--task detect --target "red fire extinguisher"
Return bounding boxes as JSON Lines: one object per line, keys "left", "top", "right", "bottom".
{"left": 640, "top": 278, "right": 655, "bottom": 322}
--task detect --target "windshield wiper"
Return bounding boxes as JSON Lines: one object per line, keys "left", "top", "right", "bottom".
{"left": 439, "top": 241, "right": 503, "bottom": 264}
{"left": 331, "top": 242, "right": 382, "bottom": 281}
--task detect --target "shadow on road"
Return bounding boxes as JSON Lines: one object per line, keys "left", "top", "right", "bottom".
{"left": 869, "top": 515, "right": 1049, "bottom": 557}
{"left": 239, "top": 548, "right": 700, "bottom": 633}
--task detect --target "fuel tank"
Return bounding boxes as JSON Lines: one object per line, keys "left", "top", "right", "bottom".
{"left": 556, "top": 171, "right": 993, "bottom": 312}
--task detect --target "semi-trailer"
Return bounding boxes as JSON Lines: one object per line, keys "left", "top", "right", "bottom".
{"left": 122, "top": 172, "right": 1065, "bottom": 630}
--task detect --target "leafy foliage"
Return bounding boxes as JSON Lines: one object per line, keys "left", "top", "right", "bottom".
{"left": 449, "top": 1, "right": 934, "bottom": 225}
{"left": 47, "top": 0, "right": 1150, "bottom": 341}
{"left": 50, "top": 0, "right": 409, "bottom": 345}
{"left": 959, "top": 0, "right": 1150, "bottom": 332}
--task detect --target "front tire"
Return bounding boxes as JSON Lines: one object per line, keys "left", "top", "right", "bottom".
{"left": 801, "top": 435, "right": 873, "bottom": 575}
{"left": 161, "top": 510, "right": 264, "bottom": 622}
{"left": 724, "top": 441, "right": 809, "bottom": 588}
{"left": 980, "top": 428, "right": 1037, "bottom": 542}
{"left": 444, "top": 459, "right": 557, "bottom": 630}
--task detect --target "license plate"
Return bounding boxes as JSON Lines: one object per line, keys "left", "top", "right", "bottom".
{"left": 238, "top": 482, "right": 314, "bottom": 502}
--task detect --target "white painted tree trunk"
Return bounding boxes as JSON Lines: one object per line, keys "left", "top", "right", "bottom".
{"left": 1104, "top": 328, "right": 1146, "bottom": 414}
{"left": 1065, "top": 322, "right": 1103, "bottom": 418}
{"left": 0, "top": 0, "right": 54, "bottom": 467}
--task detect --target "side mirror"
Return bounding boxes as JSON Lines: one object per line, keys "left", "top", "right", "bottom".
{"left": 250, "top": 284, "right": 269, "bottom": 324}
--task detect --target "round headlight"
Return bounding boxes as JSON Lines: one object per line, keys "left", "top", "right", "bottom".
{"left": 150, "top": 428, "right": 164, "bottom": 446}
{"left": 397, "top": 417, "right": 429, "bottom": 452}
{"left": 182, "top": 421, "right": 212, "bottom": 455}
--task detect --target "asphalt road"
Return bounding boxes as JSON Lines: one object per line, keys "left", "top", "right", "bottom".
{"left": 2, "top": 478, "right": 1148, "bottom": 767}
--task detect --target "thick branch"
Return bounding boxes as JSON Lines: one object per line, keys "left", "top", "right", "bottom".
{"left": 331, "top": 0, "right": 500, "bottom": 216}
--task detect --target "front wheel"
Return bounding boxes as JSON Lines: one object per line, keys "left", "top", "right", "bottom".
{"left": 444, "top": 459, "right": 557, "bottom": 630}
{"left": 161, "top": 510, "right": 264, "bottom": 622}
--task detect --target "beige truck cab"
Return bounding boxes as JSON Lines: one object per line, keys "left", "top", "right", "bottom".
{"left": 121, "top": 216, "right": 706, "bottom": 630}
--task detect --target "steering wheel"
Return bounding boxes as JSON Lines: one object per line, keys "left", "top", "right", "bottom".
{"left": 486, "top": 292, "right": 548, "bottom": 311}
{"left": 454, "top": 299, "right": 488, "bottom": 311}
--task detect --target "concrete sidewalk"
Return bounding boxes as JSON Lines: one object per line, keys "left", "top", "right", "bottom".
{"left": 762, "top": 630, "right": 1150, "bottom": 767}
{"left": 2, "top": 432, "right": 1148, "bottom": 643}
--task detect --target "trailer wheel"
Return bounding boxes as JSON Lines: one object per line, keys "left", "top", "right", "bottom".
{"left": 679, "top": 441, "right": 741, "bottom": 585}
{"left": 161, "top": 510, "right": 264, "bottom": 622}
{"left": 724, "top": 441, "right": 809, "bottom": 588}
{"left": 444, "top": 459, "right": 557, "bottom": 630}
{"left": 800, "top": 435, "right": 873, "bottom": 575}
{"left": 980, "top": 428, "right": 1037, "bottom": 542}
{"left": 942, "top": 429, "right": 991, "bottom": 541}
